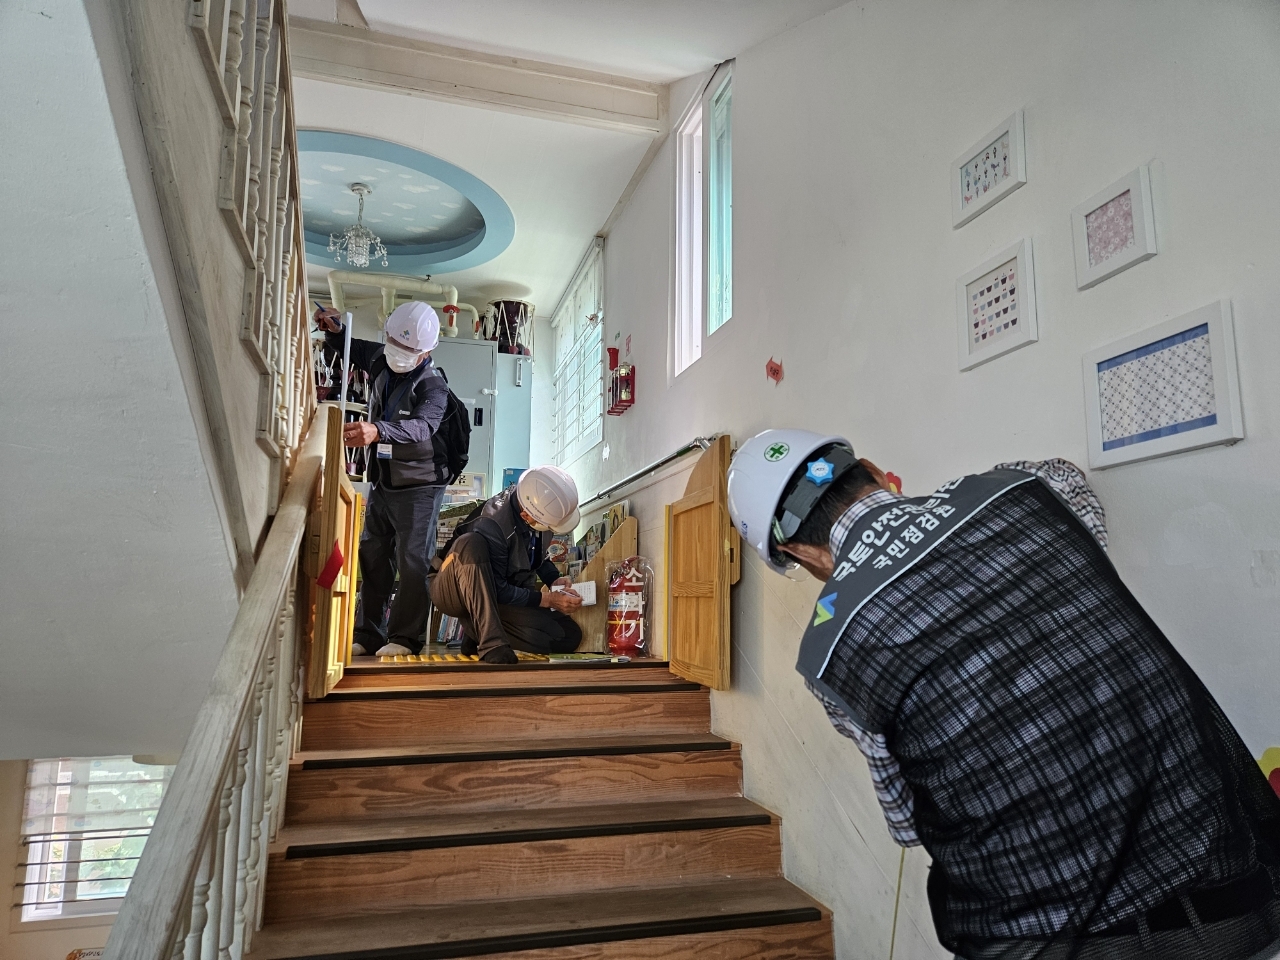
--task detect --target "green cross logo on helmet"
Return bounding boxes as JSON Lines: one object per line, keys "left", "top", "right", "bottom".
{"left": 764, "top": 442, "right": 790, "bottom": 462}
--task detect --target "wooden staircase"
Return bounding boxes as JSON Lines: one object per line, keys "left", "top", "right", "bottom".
{"left": 247, "top": 660, "right": 834, "bottom": 959}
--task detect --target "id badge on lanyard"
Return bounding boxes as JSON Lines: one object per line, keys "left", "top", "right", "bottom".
{"left": 376, "top": 443, "right": 393, "bottom": 460}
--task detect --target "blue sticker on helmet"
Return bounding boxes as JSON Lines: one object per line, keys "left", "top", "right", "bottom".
{"left": 806, "top": 458, "right": 835, "bottom": 486}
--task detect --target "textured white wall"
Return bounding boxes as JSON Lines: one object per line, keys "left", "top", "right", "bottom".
{"left": 567, "top": 2, "right": 1280, "bottom": 956}
{"left": 0, "top": 1, "right": 238, "bottom": 760}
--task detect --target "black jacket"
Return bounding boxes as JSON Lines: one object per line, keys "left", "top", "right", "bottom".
{"left": 450, "top": 489, "right": 561, "bottom": 607}
{"left": 327, "top": 325, "right": 450, "bottom": 487}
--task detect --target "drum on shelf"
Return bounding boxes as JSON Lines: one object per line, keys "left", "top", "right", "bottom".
{"left": 486, "top": 299, "right": 535, "bottom": 355}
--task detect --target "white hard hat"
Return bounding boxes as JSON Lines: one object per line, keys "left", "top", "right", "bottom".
{"left": 385, "top": 301, "right": 440, "bottom": 352}
{"left": 727, "top": 429, "right": 856, "bottom": 574}
{"left": 517, "top": 465, "right": 582, "bottom": 534}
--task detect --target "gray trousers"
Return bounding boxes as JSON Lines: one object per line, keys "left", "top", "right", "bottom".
{"left": 354, "top": 483, "right": 445, "bottom": 654}
{"left": 430, "top": 532, "right": 581, "bottom": 658}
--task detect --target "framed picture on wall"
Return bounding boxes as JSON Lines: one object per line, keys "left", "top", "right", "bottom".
{"left": 956, "top": 238, "right": 1038, "bottom": 371}
{"left": 1081, "top": 300, "right": 1242, "bottom": 469}
{"left": 951, "top": 111, "right": 1027, "bottom": 228}
{"left": 1071, "top": 165, "right": 1157, "bottom": 289}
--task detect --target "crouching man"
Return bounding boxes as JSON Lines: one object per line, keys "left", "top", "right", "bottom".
{"left": 727, "top": 429, "right": 1280, "bottom": 960}
{"left": 432, "top": 465, "right": 584, "bottom": 664}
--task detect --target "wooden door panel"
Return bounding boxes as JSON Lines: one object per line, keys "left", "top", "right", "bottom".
{"left": 668, "top": 437, "right": 737, "bottom": 690}
{"left": 307, "top": 404, "right": 360, "bottom": 699}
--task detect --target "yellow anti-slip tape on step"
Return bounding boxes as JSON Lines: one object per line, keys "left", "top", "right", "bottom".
{"left": 373, "top": 653, "right": 536, "bottom": 662}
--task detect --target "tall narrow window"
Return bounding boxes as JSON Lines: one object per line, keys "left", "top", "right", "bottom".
{"left": 706, "top": 72, "right": 732, "bottom": 335}
{"left": 552, "top": 239, "right": 605, "bottom": 465}
{"left": 674, "top": 102, "right": 703, "bottom": 376}
{"left": 20, "top": 756, "right": 172, "bottom": 921}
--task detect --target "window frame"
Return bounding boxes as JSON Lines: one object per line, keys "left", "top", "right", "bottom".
{"left": 673, "top": 62, "right": 733, "bottom": 379}
{"left": 673, "top": 97, "right": 704, "bottom": 377}
{"left": 19, "top": 757, "right": 170, "bottom": 925}
{"left": 703, "top": 64, "right": 733, "bottom": 339}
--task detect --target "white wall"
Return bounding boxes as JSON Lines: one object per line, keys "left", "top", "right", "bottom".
{"left": 0, "top": 1, "right": 239, "bottom": 759}
{"left": 568, "top": 2, "right": 1280, "bottom": 956}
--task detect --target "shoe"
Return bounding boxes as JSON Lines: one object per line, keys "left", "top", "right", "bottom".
{"left": 376, "top": 642, "right": 414, "bottom": 657}
{"left": 481, "top": 645, "right": 519, "bottom": 664}
{"left": 351, "top": 643, "right": 369, "bottom": 657}
{"left": 460, "top": 636, "right": 478, "bottom": 656}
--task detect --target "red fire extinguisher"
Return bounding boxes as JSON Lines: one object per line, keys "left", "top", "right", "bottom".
{"left": 607, "top": 556, "right": 650, "bottom": 656}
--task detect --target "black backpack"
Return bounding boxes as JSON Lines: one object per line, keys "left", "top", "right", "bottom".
{"left": 433, "top": 368, "right": 472, "bottom": 485}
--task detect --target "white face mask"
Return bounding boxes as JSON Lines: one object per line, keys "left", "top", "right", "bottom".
{"left": 384, "top": 341, "right": 423, "bottom": 374}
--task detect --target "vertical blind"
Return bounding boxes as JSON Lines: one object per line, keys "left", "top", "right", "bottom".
{"left": 553, "top": 241, "right": 605, "bottom": 465}
{"left": 20, "top": 756, "right": 172, "bottom": 920}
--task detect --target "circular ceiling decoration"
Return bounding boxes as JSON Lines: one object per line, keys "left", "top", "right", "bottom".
{"left": 298, "top": 130, "right": 515, "bottom": 274}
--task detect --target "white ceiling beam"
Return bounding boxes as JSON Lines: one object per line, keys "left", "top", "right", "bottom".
{"left": 288, "top": 18, "right": 665, "bottom": 137}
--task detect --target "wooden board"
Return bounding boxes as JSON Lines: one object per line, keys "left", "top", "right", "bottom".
{"left": 284, "top": 738, "right": 742, "bottom": 822}
{"left": 248, "top": 877, "right": 831, "bottom": 960}
{"left": 668, "top": 436, "right": 739, "bottom": 689}
{"left": 263, "top": 824, "right": 781, "bottom": 922}
{"left": 570, "top": 515, "right": 639, "bottom": 652}
{"left": 299, "top": 690, "right": 710, "bottom": 751}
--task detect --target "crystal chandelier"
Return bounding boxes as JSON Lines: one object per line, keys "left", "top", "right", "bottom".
{"left": 328, "top": 182, "right": 388, "bottom": 269}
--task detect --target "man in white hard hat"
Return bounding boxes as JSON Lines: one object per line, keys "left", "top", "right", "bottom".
{"left": 726, "top": 429, "right": 1280, "bottom": 960}
{"left": 315, "top": 302, "right": 453, "bottom": 658}
{"left": 431, "top": 465, "right": 583, "bottom": 664}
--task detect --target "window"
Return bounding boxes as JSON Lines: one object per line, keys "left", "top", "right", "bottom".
{"left": 674, "top": 100, "right": 703, "bottom": 375}
{"left": 706, "top": 72, "right": 733, "bottom": 335}
{"left": 552, "top": 239, "right": 605, "bottom": 465}
{"left": 20, "top": 756, "right": 172, "bottom": 922}
{"left": 674, "top": 63, "right": 732, "bottom": 376}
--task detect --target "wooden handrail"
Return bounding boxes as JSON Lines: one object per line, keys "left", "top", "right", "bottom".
{"left": 103, "top": 411, "right": 325, "bottom": 960}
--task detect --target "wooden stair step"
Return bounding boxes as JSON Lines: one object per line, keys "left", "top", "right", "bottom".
{"left": 285, "top": 734, "right": 743, "bottom": 822}
{"left": 248, "top": 877, "right": 831, "bottom": 959}
{"left": 337, "top": 659, "right": 676, "bottom": 690}
{"left": 274, "top": 797, "right": 770, "bottom": 858}
{"left": 300, "top": 688, "right": 710, "bottom": 752}
{"left": 263, "top": 801, "right": 781, "bottom": 922}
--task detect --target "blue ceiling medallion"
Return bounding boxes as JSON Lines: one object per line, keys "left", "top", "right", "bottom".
{"left": 805, "top": 458, "right": 835, "bottom": 486}
{"left": 297, "top": 130, "right": 515, "bottom": 274}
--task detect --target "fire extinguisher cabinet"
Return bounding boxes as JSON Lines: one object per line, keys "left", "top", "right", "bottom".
{"left": 606, "top": 347, "right": 634, "bottom": 416}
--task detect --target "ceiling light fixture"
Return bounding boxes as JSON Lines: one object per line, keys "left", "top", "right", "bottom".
{"left": 328, "top": 182, "right": 388, "bottom": 269}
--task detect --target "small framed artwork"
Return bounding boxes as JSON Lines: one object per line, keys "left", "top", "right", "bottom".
{"left": 951, "top": 111, "right": 1027, "bottom": 228}
{"left": 956, "top": 238, "right": 1038, "bottom": 371}
{"left": 1071, "top": 165, "right": 1157, "bottom": 289}
{"left": 1082, "top": 300, "right": 1243, "bottom": 469}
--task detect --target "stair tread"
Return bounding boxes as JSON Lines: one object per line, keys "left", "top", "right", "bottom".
{"left": 334, "top": 664, "right": 681, "bottom": 691}
{"left": 341, "top": 657, "right": 671, "bottom": 675}
{"left": 273, "top": 797, "right": 771, "bottom": 857}
{"left": 247, "top": 877, "right": 825, "bottom": 959}
{"left": 293, "top": 732, "right": 735, "bottom": 768}
{"left": 318, "top": 679, "right": 701, "bottom": 701}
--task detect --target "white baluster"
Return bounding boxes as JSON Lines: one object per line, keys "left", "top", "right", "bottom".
{"left": 202, "top": 770, "right": 234, "bottom": 960}
{"left": 184, "top": 831, "right": 214, "bottom": 960}
{"left": 218, "top": 727, "right": 250, "bottom": 960}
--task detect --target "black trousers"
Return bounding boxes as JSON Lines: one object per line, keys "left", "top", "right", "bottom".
{"left": 354, "top": 483, "right": 445, "bottom": 654}
{"left": 430, "top": 533, "right": 581, "bottom": 657}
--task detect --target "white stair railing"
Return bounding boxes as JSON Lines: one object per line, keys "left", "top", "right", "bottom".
{"left": 103, "top": 414, "right": 324, "bottom": 960}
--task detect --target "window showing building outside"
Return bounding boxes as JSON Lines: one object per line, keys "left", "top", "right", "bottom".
{"left": 20, "top": 756, "right": 172, "bottom": 921}
{"left": 706, "top": 73, "right": 733, "bottom": 335}
{"left": 552, "top": 239, "right": 605, "bottom": 465}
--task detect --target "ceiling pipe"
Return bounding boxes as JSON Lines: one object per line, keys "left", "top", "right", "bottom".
{"left": 327, "top": 270, "right": 462, "bottom": 337}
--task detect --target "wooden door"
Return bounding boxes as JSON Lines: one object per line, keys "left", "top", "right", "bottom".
{"left": 667, "top": 436, "right": 740, "bottom": 689}
{"left": 304, "top": 404, "right": 364, "bottom": 700}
